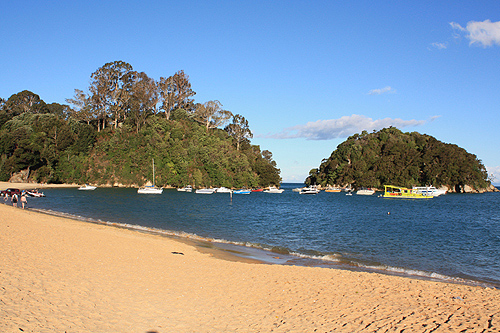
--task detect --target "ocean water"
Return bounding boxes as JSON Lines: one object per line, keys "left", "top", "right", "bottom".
{"left": 20, "top": 183, "right": 500, "bottom": 287}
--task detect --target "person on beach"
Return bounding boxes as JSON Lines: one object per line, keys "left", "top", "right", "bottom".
{"left": 11, "top": 193, "right": 18, "bottom": 207}
{"left": 20, "top": 194, "right": 27, "bottom": 209}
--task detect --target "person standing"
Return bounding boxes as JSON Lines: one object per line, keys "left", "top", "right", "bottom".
{"left": 11, "top": 193, "right": 18, "bottom": 207}
{"left": 20, "top": 194, "right": 27, "bottom": 209}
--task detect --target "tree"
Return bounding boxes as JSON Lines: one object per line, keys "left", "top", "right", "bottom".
{"left": 158, "top": 70, "right": 196, "bottom": 120}
{"left": 193, "top": 100, "right": 232, "bottom": 131}
{"left": 46, "top": 103, "right": 72, "bottom": 120}
{"left": 89, "top": 61, "right": 134, "bottom": 130}
{"left": 66, "top": 89, "right": 95, "bottom": 125}
{"left": 128, "top": 71, "right": 158, "bottom": 133}
{"left": 4, "top": 90, "right": 49, "bottom": 116}
{"left": 224, "top": 114, "right": 253, "bottom": 150}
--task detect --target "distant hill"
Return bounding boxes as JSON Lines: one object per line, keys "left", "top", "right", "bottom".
{"left": 306, "top": 127, "right": 495, "bottom": 193}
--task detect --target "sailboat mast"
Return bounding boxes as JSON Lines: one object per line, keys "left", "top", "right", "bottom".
{"left": 152, "top": 158, "right": 155, "bottom": 187}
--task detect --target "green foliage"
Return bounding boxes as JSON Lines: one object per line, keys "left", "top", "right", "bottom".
{"left": 0, "top": 87, "right": 281, "bottom": 187}
{"left": 306, "top": 127, "right": 490, "bottom": 190}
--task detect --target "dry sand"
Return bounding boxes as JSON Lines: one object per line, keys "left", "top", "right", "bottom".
{"left": 1, "top": 200, "right": 500, "bottom": 332}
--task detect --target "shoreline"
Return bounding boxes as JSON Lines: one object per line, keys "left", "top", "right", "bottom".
{"left": 4, "top": 181, "right": 499, "bottom": 289}
{"left": 2, "top": 203, "right": 500, "bottom": 331}
{"left": 29, "top": 205, "right": 498, "bottom": 289}
{"left": 3, "top": 181, "right": 498, "bottom": 288}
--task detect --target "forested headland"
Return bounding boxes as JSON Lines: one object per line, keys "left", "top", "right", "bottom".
{"left": 306, "top": 127, "right": 495, "bottom": 193}
{"left": 0, "top": 61, "right": 281, "bottom": 188}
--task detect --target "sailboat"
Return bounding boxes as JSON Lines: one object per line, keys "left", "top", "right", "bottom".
{"left": 137, "top": 158, "right": 163, "bottom": 194}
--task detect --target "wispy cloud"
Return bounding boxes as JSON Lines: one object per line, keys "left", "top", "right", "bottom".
{"left": 487, "top": 165, "right": 500, "bottom": 184}
{"left": 430, "top": 42, "right": 447, "bottom": 50}
{"left": 368, "top": 86, "right": 394, "bottom": 95}
{"left": 450, "top": 19, "right": 500, "bottom": 47}
{"left": 259, "top": 114, "right": 438, "bottom": 141}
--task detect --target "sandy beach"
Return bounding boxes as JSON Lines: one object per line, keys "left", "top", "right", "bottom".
{"left": 1, "top": 190, "right": 500, "bottom": 332}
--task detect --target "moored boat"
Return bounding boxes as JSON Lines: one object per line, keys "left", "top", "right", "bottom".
{"left": 216, "top": 187, "right": 232, "bottom": 193}
{"left": 78, "top": 184, "right": 97, "bottom": 191}
{"left": 195, "top": 188, "right": 216, "bottom": 194}
{"left": 177, "top": 185, "right": 193, "bottom": 192}
{"left": 137, "top": 186, "right": 163, "bottom": 194}
{"left": 412, "top": 186, "right": 447, "bottom": 197}
{"left": 137, "top": 159, "right": 163, "bottom": 194}
{"left": 356, "top": 188, "right": 375, "bottom": 195}
{"left": 264, "top": 186, "right": 284, "bottom": 193}
{"left": 324, "top": 187, "right": 341, "bottom": 193}
{"left": 383, "top": 185, "right": 433, "bottom": 199}
{"left": 299, "top": 185, "right": 320, "bottom": 195}
{"left": 26, "top": 189, "right": 46, "bottom": 197}
{"left": 233, "top": 189, "right": 251, "bottom": 194}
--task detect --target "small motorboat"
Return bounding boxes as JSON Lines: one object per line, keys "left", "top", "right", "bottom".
{"left": 233, "top": 189, "right": 251, "bottom": 194}
{"left": 177, "top": 185, "right": 193, "bottom": 192}
{"left": 216, "top": 187, "right": 232, "bottom": 193}
{"left": 78, "top": 184, "right": 97, "bottom": 191}
{"left": 356, "top": 188, "right": 375, "bottom": 195}
{"left": 324, "top": 187, "right": 341, "bottom": 193}
{"left": 26, "top": 189, "right": 46, "bottom": 197}
{"left": 264, "top": 186, "right": 284, "bottom": 193}
{"left": 251, "top": 188, "right": 263, "bottom": 192}
{"left": 299, "top": 185, "right": 320, "bottom": 195}
{"left": 195, "top": 188, "right": 216, "bottom": 194}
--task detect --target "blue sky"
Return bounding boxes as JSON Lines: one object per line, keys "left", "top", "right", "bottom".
{"left": 1, "top": 1, "right": 499, "bottom": 184}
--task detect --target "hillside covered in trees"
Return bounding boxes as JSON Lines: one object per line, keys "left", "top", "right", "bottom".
{"left": 0, "top": 61, "right": 281, "bottom": 188}
{"left": 306, "top": 127, "right": 493, "bottom": 192}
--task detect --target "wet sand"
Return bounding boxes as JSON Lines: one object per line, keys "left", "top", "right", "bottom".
{"left": 1, "top": 196, "right": 500, "bottom": 332}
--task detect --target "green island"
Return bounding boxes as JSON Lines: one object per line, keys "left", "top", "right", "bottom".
{"left": 0, "top": 61, "right": 281, "bottom": 188}
{"left": 306, "top": 127, "right": 495, "bottom": 193}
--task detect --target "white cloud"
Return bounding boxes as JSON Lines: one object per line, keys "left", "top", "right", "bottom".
{"left": 450, "top": 19, "right": 500, "bottom": 47}
{"left": 431, "top": 42, "right": 447, "bottom": 50}
{"left": 368, "top": 86, "right": 394, "bottom": 95}
{"left": 260, "top": 114, "right": 436, "bottom": 141}
{"left": 487, "top": 165, "right": 500, "bottom": 184}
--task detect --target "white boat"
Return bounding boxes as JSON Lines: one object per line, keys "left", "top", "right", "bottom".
{"left": 138, "top": 159, "right": 163, "bottom": 194}
{"left": 264, "top": 186, "right": 284, "bottom": 193}
{"left": 26, "top": 189, "right": 46, "bottom": 197}
{"left": 177, "top": 185, "right": 193, "bottom": 192}
{"left": 78, "top": 184, "right": 97, "bottom": 191}
{"left": 412, "top": 186, "right": 447, "bottom": 197}
{"left": 356, "top": 188, "right": 375, "bottom": 195}
{"left": 195, "top": 188, "right": 216, "bottom": 194}
{"left": 299, "top": 185, "right": 320, "bottom": 195}
{"left": 216, "top": 187, "right": 232, "bottom": 193}
{"left": 137, "top": 186, "right": 163, "bottom": 194}
{"left": 233, "top": 189, "right": 251, "bottom": 194}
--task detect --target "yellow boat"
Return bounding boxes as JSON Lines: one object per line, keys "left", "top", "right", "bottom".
{"left": 382, "top": 185, "right": 433, "bottom": 199}
{"left": 325, "top": 187, "right": 341, "bottom": 193}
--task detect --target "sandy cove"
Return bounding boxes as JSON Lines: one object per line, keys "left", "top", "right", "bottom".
{"left": 1, "top": 204, "right": 500, "bottom": 332}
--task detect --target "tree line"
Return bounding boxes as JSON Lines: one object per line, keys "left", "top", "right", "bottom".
{"left": 0, "top": 61, "right": 281, "bottom": 188}
{"left": 306, "top": 127, "right": 491, "bottom": 192}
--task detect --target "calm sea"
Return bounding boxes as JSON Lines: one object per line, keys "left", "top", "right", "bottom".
{"left": 18, "top": 183, "right": 500, "bottom": 287}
